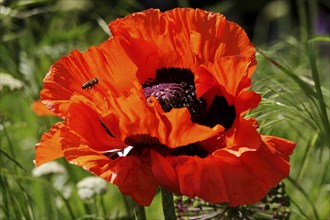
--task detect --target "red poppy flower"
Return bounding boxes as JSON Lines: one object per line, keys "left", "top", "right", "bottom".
{"left": 35, "top": 8, "right": 295, "bottom": 206}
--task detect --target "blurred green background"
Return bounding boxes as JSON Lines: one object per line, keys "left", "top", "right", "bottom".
{"left": 1, "top": 0, "right": 329, "bottom": 219}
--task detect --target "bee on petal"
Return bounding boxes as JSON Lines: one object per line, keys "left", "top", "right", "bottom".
{"left": 82, "top": 78, "right": 98, "bottom": 91}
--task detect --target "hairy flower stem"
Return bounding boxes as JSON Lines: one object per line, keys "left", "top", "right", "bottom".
{"left": 161, "top": 188, "right": 176, "bottom": 220}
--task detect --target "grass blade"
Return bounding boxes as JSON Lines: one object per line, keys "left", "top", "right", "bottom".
{"left": 256, "top": 48, "right": 317, "bottom": 99}
{"left": 307, "top": 39, "right": 330, "bottom": 144}
{"left": 287, "top": 176, "right": 320, "bottom": 220}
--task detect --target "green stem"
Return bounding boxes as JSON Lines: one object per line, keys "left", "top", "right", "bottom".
{"left": 296, "top": 0, "right": 308, "bottom": 44}
{"left": 100, "top": 194, "right": 107, "bottom": 218}
{"left": 161, "top": 188, "right": 176, "bottom": 220}
{"left": 135, "top": 205, "right": 146, "bottom": 220}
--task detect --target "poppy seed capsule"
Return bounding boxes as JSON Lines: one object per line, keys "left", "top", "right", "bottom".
{"left": 82, "top": 77, "right": 98, "bottom": 91}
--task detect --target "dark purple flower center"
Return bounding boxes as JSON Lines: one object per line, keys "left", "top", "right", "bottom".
{"left": 142, "top": 68, "right": 236, "bottom": 130}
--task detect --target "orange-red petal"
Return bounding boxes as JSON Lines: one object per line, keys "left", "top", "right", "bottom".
{"left": 35, "top": 122, "right": 64, "bottom": 166}
{"left": 219, "top": 135, "right": 295, "bottom": 206}
{"left": 32, "top": 100, "right": 56, "bottom": 116}
{"left": 230, "top": 118, "right": 262, "bottom": 150}
{"left": 151, "top": 150, "right": 180, "bottom": 194}
{"left": 40, "top": 37, "right": 150, "bottom": 116}
{"left": 149, "top": 115, "right": 295, "bottom": 206}
{"left": 235, "top": 91, "right": 261, "bottom": 116}
{"left": 111, "top": 153, "right": 158, "bottom": 206}
{"left": 110, "top": 8, "right": 257, "bottom": 106}
{"left": 62, "top": 136, "right": 157, "bottom": 206}
{"left": 65, "top": 102, "right": 127, "bottom": 151}
{"left": 198, "top": 56, "right": 256, "bottom": 105}
{"left": 151, "top": 135, "right": 295, "bottom": 206}
{"left": 110, "top": 8, "right": 255, "bottom": 68}
{"left": 261, "top": 135, "right": 296, "bottom": 161}
{"left": 199, "top": 117, "right": 261, "bottom": 153}
{"left": 102, "top": 82, "right": 223, "bottom": 148}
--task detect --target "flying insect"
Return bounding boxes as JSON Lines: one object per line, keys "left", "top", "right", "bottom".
{"left": 82, "top": 77, "right": 98, "bottom": 91}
